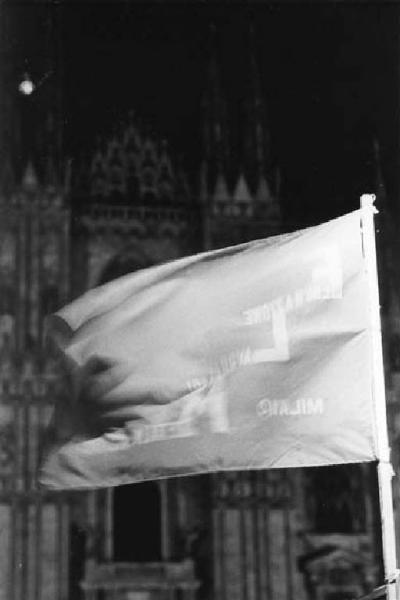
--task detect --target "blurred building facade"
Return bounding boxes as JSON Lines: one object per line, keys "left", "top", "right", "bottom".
{"left": 1, "top": 5, "right": 400, "bottom": 600}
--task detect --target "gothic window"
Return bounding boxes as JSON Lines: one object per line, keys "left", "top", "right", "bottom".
{"left": 0, "top": 232, "right": 16, "bottom": 347}
{"left": 306, "top": 464, "right": 367, "bottom": 534}
{"left": 0, "top": 314, "right": 14, "bottom": 349}
{"left": 113, "top": 482, "right": 162, "bottom": 562}
{"left": 41, "top": 233, "right": 59, "bottom": 283}
{"left": 0, "top": 291, "right": 16, "bottom": 350}
{"left": 0, "top": 232, "right": 15, "bottom": 277}
{"left": 0, "top": 422, "right": 15, "bottom": 488}
{"left": 0, "top": 283, "right": 15, "bottom": 315}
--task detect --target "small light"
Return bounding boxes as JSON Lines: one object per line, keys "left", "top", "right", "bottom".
{"left": 18, "top": 73, "right": 35, "bottom": 96}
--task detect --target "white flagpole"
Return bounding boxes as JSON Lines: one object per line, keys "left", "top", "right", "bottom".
{"left": 360, "top": 194, "right": 399, "bottom": 600}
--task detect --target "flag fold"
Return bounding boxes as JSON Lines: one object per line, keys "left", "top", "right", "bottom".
{"left": 40, "top": 210, "right": 377, "bottom": 490}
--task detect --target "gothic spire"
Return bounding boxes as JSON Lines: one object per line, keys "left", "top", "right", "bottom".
{"left": 202, "top": 24, "right": 230, "bottom": 184}
{"left": 373, "top": 138, "right": 387, "bottom": 209}
{"left": 22, "top": 160, "right": 39, "bottom": 192}
{"left": 45, "top": 0, "right": 64, "bottom": 164}
{"left": 243, "top": 24, "right": 271, "bottom": 188}
{"left": 44, "top": 111, "right": 60, "bottom": 189}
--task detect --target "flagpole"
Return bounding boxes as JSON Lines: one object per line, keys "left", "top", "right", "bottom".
{"left": 360, "top": 194, "right": 399, "bottom": 600}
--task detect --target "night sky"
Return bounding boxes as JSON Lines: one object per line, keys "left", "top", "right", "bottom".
{"left": 14, "top": 2, "right": 400, "bottom": 224}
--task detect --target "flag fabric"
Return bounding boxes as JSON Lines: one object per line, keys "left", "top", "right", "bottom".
{"left": 40, "top": 209, "right": 378, "bottom": 490}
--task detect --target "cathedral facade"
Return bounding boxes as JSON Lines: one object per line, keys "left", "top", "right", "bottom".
{"left": 1, "top": 6, "right": 399, "bottom": 600}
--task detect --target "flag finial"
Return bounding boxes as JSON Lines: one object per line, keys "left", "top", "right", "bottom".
{"left": 361, "top": 193, "right": 377, "bottom": 213}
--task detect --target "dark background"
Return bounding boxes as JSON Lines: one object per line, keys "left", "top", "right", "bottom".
{"left": 10, "top": 1, "right": 400, "bottom": 224}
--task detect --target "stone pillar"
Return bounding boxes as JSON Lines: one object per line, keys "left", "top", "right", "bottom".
{"left": 212, "top": 470, "right": 306, "bottom": 600}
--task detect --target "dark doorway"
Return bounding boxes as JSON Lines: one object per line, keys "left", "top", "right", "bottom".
{"left": 69, "top": 522, "right": 86, "bottom": 600}
{"left": 307, "top": 464, "right": 367, "bottom": 534}
{"left": 113, "top": 481, "right": 162, "bottom": 562}
{"left": 101, "top": 246, "right": 163, "bottom": 563}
